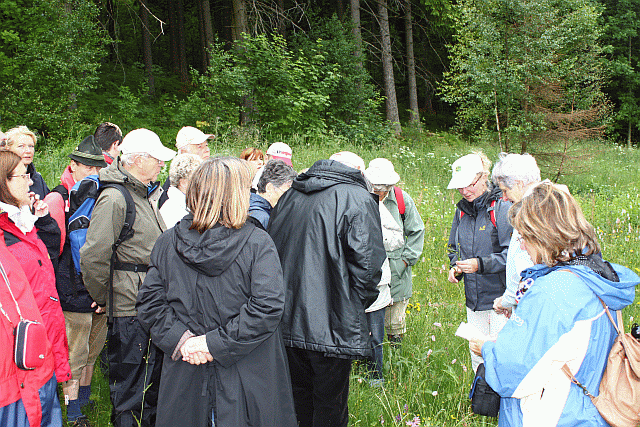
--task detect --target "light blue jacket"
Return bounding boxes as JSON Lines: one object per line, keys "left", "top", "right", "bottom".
{"left": 482, "top": 262, "right": 639, "bottom": 427}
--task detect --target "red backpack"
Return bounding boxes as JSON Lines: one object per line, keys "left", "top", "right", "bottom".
{"left": 459, "top": 200, "right": 497, "bottom": 228}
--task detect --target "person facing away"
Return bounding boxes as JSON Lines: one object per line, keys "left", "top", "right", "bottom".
{"left": 364, "top": 158, "right": 425, "bottom": 347}
{"left": 267, "top": 152, "right": 386, "bottom": 427}
{"left": 248, "top": 159, "right": 297, "bottom": 230}
{"left": 81, "top": 128, "right": 176, "bottom": 427}
{"left": 137, "top": 156, "right": 297, "bottom": 427}
{"left": 94, "top": 122, "right": 123, "bottom": 166}
{"left": 159, "top": 153, "right": 202, "bottom": 228}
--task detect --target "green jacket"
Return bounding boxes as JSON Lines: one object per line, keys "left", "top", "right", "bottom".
{"left": 81, "top": 159, "right": 166, "bottom": 317}
{"left": 383, "top": 188, "right": 425, "bottom": 302}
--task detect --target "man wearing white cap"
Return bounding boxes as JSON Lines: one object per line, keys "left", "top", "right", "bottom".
{"left": 364, "top": 159, "right": 424, "bottom": 351}
{"left": 159, "top": 126, "right": 214, "bottom": 207}
{"left": 82, "top": 128, "right": 176, "bottom": 427}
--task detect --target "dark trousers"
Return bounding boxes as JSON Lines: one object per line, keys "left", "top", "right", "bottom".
{"left": 286, "top": 347, "right": 352, "bottom": 427}
{"left": 366, "top": 308, "right": 385, "bottom": 380}
{"left": 107, "top": 316, "right": 162, "bottom": 427}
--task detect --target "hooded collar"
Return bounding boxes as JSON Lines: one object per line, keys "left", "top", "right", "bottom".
{"left": 520, "top": 253, "right": 639, "bottom": 310}
{"left": 292, "top": 159, "right": 369, "bottom": 194}
{"left": 173, "top": 216, "right": 255, "bottom": 277}
{"left": 60, "top": 166, "right": 76, "bottom": 192}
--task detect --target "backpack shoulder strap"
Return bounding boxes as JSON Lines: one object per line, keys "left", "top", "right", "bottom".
{"left": 394, "top": 186, "right": 406, "bottom": 223}
{"left": 101, "top": 183, "right": 136, "bottom": 248}
{"left": 488, "top": 200, "right": 497, "bottom": 228}
{"left": 52, "top": 185, "right": 69, "bottom": 203}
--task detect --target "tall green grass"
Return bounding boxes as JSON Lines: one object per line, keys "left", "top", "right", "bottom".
{"left": 36, "top": 132, "right": 640, "bottom": 426}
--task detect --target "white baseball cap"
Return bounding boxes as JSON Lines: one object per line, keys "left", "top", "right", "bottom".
{"left": 175, "top": 126, "right": 215, "bottom": 150}
{"left": 330, "top": 151, "right": 365, "bottom": 171}
{"left": 447, "top": 154, "right": 484, "bottom": 189}
{"left": 266, "top": 142, "right": 292, "bottom": 166}
{"left": 120, "top": 128, "right": 176, "bottom": 162}
{"left": 364, "top": 158, "right": 400, "bottom": 185}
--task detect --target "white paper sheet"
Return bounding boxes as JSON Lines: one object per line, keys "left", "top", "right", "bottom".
{"left": 454, "top": 322, "right": 491, "bottom": 341}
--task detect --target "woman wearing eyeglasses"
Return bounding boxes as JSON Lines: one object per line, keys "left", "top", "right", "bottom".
{"left": 446, "top": 151, "right": 512, "bottom": 372}
{"left": 0, "top": 151, "right": 71, "bottom": 385}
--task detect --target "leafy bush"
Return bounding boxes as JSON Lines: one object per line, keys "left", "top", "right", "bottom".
{"left": 0, "top": 0, "right": 107, "bottom": 140}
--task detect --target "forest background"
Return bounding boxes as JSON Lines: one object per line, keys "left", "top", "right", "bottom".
{"left": 3, "top": 0, "right": 640, "bottom": 426}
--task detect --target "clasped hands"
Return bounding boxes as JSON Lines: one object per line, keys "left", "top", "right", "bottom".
{"left": 180, "top": 335, "right": 214, "bottom": 365}
{"left": 447, "top": 258, "right": 479, "bottom": 283}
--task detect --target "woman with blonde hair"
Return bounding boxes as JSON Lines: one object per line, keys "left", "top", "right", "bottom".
{"left": 470, "top": 182, "right": 639, "bottom": 427}
{"left": 5, "top": 126, "right": 50, "bottom": 198}
{"left": 446, "top": 151, "right": 512, "bottom": 372}
{"left": 137, "top": 156, "right": 297, "bottom": 427}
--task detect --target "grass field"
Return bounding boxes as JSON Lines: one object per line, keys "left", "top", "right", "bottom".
{"left": 35, "top": 130, "right": 640, "bottom": 426}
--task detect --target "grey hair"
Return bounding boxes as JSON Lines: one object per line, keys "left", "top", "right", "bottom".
{"left": 491, "top": 153, "right": 541, "bottom": 189}
{"left": 257, "top": 160, "right": 297, "bottom": 193}
{"left": 372, "top": 184, "right": 393, "bottom": 194}
{"left": 169, "top": 153, "right": 202, "bottom": 188}
{"left": 120, "top": 152, "right": 141, "bottom": 166}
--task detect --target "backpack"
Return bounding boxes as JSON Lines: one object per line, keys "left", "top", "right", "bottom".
{"left": 562, "top": 300, "right": 640, "bottom": 427}
{"left": 68, "top": 175, "right": 138, "bottom": 320}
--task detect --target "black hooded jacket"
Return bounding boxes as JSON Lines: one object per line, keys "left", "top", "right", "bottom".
{"left": 267, "top": 159, "right": 386, "bottom": 359}
{"left": 137, "top": 217, "right": 297, "bottom": 427}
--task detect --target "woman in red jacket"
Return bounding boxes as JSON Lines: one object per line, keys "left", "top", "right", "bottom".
{"left": 0, "top": 239, "right": 62, "bottom": 426}
{"left": 0, "top": 151, "right": 71, "bottom": 384}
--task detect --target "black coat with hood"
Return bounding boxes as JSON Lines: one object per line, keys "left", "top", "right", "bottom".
{"left": 267, "top": 159, "right": 386, "bottom": 359}
{"left": 136, "top": 216, "right": 297, "bottom": 427}
{"left": 447, "top": 185, "right": 513, "bottom": 311}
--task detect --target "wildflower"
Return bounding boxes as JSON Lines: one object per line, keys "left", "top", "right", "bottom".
{"left": 432, "top": 391, "right": 438, "bottom": 396}
{"left": 462, "top": 364, "right": 468, "bottom": 372}
{"left": 380, "top": 415, "right": 384, "bottom": 425}
{"left": 433, "top": 322, "right": 442, "bottom": 328}
{"left": 431, "top": 335, "right": 436, "bottom": 342}
{"left": 404, "top": 404, "right": 408, "bottom": 413}
{"left": 451, "top": 359, "right": 457, "bottom": 364}
{"left": 406, "top": 416, "right": 421, "bottom": 426}
{"left": 396, "top": 414, "right": 402, "bottom": 423}
{"left": 357, "top": 378, "right": 363, "bottom": 384}
{"left": 426, "top": 349, "right": 432, "bottom": 357}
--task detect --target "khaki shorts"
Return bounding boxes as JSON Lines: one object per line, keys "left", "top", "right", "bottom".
{"left": 384, "top": 299, "right": 410, "bottom": 336}
{"left": 64, "top": 311, "right": 108, "bottom": 379}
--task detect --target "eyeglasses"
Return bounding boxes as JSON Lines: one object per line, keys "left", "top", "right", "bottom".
{"left": 9, "top": 173, "right": 31, "bottom": 181}
{"left": 462, "top": 175, "right": 482, "bottom": 190}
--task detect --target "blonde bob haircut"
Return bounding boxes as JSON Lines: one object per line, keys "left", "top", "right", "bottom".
{"left": 511, "top": 182, "right": 599, "bottom": 266}
{"left": 186, "top": 156, "right": 251, "bottom": 232}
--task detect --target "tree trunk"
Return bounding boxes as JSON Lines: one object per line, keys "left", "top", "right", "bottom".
{"left": 232, "top": 0, "right": 252, "bottom": 125}
{"left": 336, "top": 0, "right": 345, "bottom": 20}
{"left": 140, "top": 0, "right": 155, "bottom": 96}
{"left": 350, "top": 0, "right": 362, "bottom": 68}
{"left": 276, "top": 0, "right": 286, "bottom": 37}
{"left": 169, "top": 0, "right": 180, "bottom": 75}
{"left": 628, "top": 35, "right": 633, "bottom": 149}
{"left": 379, "top": 0, "right": 401, "bottom": 135}
{"left": 176, "top": 0, "right": 189, "bottom": 83}
{"left": 404, "top": 0, "right": 419, "bottom": 124}
{"left": 202, "top": 0, "right": 214, "bottom": 69}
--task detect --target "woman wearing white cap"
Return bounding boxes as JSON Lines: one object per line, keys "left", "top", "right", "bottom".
{"left": 446, "top": 151, "right": 512, "bottom": 372}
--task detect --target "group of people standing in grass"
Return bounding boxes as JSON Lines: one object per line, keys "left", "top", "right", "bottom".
{"left": 447, "top": 151, "right": 639, "bottom": 427}
{"left": 1, "top": 119, "right": 637, "bottom": 427}
{"left": 0, "top": 124, "right": 426, "bottom": 427}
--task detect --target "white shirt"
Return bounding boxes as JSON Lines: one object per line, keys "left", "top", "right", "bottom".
{"left": 160, "top": 187, "right": 188, "bottom": 229}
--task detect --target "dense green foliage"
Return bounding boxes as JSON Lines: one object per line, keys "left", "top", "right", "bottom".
{"left": 441, "top": 0, "right": 610, "bottom": 150}
{"left": 0, "top": 0, "right": 107, "bottom": 139}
